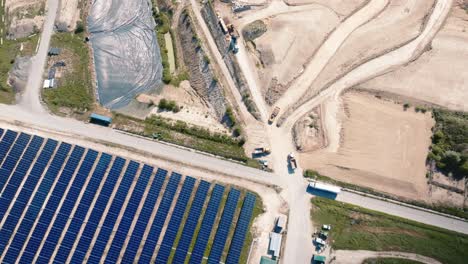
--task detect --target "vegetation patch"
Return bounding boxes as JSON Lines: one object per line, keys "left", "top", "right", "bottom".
{"left": 427, "top": 109, "right": 468, "bottom": 179}
{"left": 242, "top": 20, "right": 267, "bottom": 41}
{"left": 42, "top": 32, "right": 93, "bottom": 114}
{"left": 112, "top": 114, "right": 260, "bottom": 168}
{"left": 158, "top": 98, "right": 180, "bottom": 112}
{"left": 363, "top": 258, "right": 424, "bottom": 264}
{"left": 311, "top": 197, "right": 468, "bottom": 264}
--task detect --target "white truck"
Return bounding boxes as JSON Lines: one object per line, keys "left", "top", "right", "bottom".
{"left": 252, "top": 147, "right": 271, "bottom": 155}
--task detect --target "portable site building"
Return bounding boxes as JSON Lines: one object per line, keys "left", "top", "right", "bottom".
{"left": 89, "top": 113, "right": 112, "bottom": 127}
{"left": 269, "top": 232, "right": 282, "bottom": 259}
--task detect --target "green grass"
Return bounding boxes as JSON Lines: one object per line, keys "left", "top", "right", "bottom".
{"left": 311, "top": 197, "right": 468, "bottom": 264}
{"left": 363, "top": 258, "right": 424, "bottom": 264}
{"left": 304, "top": 170, "right": 468, "bottom": 219}
{"left": 42, "top": 32, "right": 93, "bottom": 113}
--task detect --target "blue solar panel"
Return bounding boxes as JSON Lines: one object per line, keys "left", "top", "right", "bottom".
{"left": 155, "top": 176, "right": 196, "bottom": 263}
{"left": 0, "top": 130, "right": 19, "bottom": 165}
{"left": 79, "top": 161, "right": 140, "bottom": 264}
{"left": 121, "top": 168, "right": 167, "bottom": 263}
{"left": 104, "top": 165, "right": 154, "bottom": 264}
{"left": 173, "top": 180, "right": 210, "bottom": 264}
{"left": 37, "top": 149, "right": 98, "bottom": 261}
{"left": 53, "top": 153, "right": 112, "bottom": 262}
{"left": 0, "top": 133, "right": 30, "bottom": 172}
{"left": 139, "top": 172, "right": 181, "bottom": 263}
{"left": 207, "top": 188, "right": 240, "bottom": 264}
{"left": 225, "top": 193, "right": 256, "bottom": 264}
{"left": 189, "top": 184, "right": 225, "bottom": 264}
{"left": 55, "top": 156, "right": 124, "bottom": 263}
{"left": 1, "top": 143, "right": 71, "bottom": 261}
{"left": 0, "top": 139, "right": 56, "bottom": 229}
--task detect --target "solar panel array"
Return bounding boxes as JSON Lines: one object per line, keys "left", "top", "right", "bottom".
{"left": 0, "top": 129, "right": 257, "bottom": 264}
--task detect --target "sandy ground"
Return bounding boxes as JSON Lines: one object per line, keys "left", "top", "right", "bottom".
{"left": 300, "top": 92, "right": 435, "bottom": 201}
{"left": 55, "top": 0, "right": 80, "bottom": 32}
{"left": 5, "top": 0, "right": 44, "bottom": 11}
{"left": 300, "top": 0, "right": 435, "bottom": 108}
{"left": 360, "top": 3, "right": 468, "bottom": 111}
{"left": 331, "top": 250, "right": 442, "bottom": 264}
{"left": 292, "top": 106, "right": 325, "bottom": 152}
{"left": 284, "top": 0, "right": 367, "bottom": 18}
{"left": 136, "top": 81, "right": 229, "bottom": 134}
{"left": 254, "top": 6, "right": 339, "bottom": 99}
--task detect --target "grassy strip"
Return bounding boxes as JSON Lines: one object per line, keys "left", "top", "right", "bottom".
{"left": 363, "top": 258, "right": 424, "bottom": 264}
{"left": 238, "top": 192, "right": 264, "bottom": 264}
{"left": 112, "top": 113, "right": 261, "bottom": 169}
{"left": 151, "top": 3, "right": 189, "bottom": 86}
{"left": 304, "top": 170, "right": 468, "bottom": 219}
{"left": 311, "top": 197, "right": 468, "bottom": 264}
{"left": 42, "top": 32, "right": 93, "bottom": 113}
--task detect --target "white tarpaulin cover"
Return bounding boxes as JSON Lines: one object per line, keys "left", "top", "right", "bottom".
{"left": 88, "top": 0, "right": 163, "bottom": 109}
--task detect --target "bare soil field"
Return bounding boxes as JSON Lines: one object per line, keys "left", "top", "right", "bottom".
{"left": 300, "top": 92, "right": 435, "bottom": 201}
{"left": 55, "top": 0, "right": 80, "bottom": 32}
{"left": 299, "top": 0, "right": 435, "bottom": 107}
{"left": 292, "top": 106, "right": 325, "bottom": 152}
{"left": 360, "top": 2, "right": 468, "bottom": 111}
{"left": 5, "top": 0, "right": 46, "bottom": 39}
{"left": 284, "top": 0, "right": 367, "bottom": 18}
{"left": 253, "top": 6, "right": 339, "bottom": 103}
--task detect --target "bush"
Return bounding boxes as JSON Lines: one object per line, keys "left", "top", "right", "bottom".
{"left": 158, "top": 98, "right": 180, "bottom": 113}
{"left": 75, "top": 21, "right": 85, "bottom": 34}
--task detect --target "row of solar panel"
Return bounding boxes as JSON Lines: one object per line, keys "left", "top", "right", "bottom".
{"left": 0, "top": 129, "right": 256, "bottom": 263}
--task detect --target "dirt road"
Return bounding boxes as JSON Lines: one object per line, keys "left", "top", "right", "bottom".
{"left": 271, "top": 0, "right": 389, "bottom": 122}
{"left": 17, "top": 0, "right": 59, "bottom": 114}
{"left": 284, "top": 0, "right": 452, "bottom": 132}
{"left": 332, "top": 250, "right": 443, "bottom": 264}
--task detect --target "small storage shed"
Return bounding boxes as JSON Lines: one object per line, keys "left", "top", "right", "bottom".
{"left": 260, "top": 256, "right": 277, "bottom": 264}
{"left": 312, "top": 255, "right": 326, "bottom": 264}
{"left": 89, "top": 113, "right": 112, "bottom": 127}
{"left": 48, "top": 47, "right": 61, "bottom": 56}
{"left": 274, "top": 214, "right": 287, "bottom": 233}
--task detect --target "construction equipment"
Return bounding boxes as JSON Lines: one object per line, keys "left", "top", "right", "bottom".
{"left": 288, "top": 153, "right": 297, "bottom": 170}
{"left": 253, "top": 147, "right": 271, "bottom": 155}
{"left": 268, "top": 107, "right": 280, "bottom": 124}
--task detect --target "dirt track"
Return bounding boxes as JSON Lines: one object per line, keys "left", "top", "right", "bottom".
{"left": 272, "top": 0, "right": 389, "bottom": 120}
{"left": 361, "top": 2, "right": 468, "bottom": 111}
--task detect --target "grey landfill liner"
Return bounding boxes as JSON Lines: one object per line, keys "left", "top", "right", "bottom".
{"left": 88, "top": 0, "right": 163, "bottom": 109}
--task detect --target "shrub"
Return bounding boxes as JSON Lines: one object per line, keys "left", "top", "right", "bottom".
{"left": 75, "top": 21, "right": 85, "bottom": 34}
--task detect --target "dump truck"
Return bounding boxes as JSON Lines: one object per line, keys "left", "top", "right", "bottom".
{"left": 269, "top": 107, "right": 280, "bottom": 124}
{"left": 288, "top": 153, "right": 297, "bottom": 170}
{"left": 253, "top": 147, "right": 271, "bottom": 155}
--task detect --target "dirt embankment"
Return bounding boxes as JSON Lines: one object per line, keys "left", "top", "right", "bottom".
{"left": 200, "top": 2, "right": 261, "bottom": 120}
{"left": 178, "top": 10, "right": 227, "bottom": 120}
{"left": 295, "top": 0, "right": 435, "bottom": 112}
{"left": 292, "top": 106, "right": 325, "bottom": 152}
{"left": 55, "top": 0, "right": 80, "bottom": 32}
{"left": 360, "top": 2, "right": 468, "bottom": 111}
{"left": 300, "top": 92, "right": 435, "bottom": 201}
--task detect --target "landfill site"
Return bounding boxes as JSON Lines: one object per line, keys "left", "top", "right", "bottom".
{"left": 0, "top": 0, "right": 468, "bottom": 264}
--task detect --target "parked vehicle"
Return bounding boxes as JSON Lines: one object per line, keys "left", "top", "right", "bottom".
{"left": 288, "top": 153, "right": 297, "bottom": 170}
{"left": 253, "top": 147, "right": 271, "bottom": 155}
{"left": 268, "top": 106, "right": 280, "bottom": 124}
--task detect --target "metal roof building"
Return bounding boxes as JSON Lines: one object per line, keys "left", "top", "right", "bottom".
{"left": 268, "top": 232, "right": 282, "bottom": 259}
{"left": 260, "top": 256, "right": 278, "bottom": 264}
{"left": 89, "top": 113, "right": 112, "bottom": 126}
